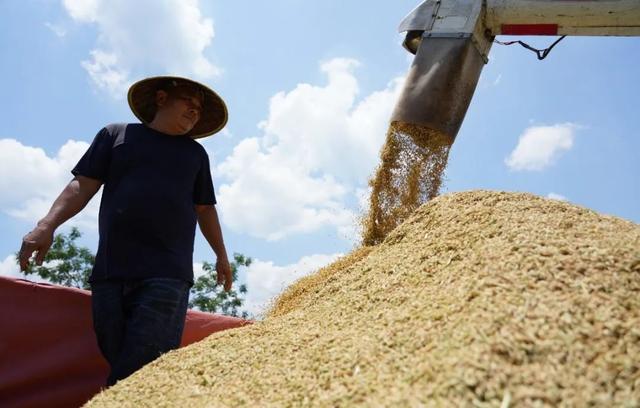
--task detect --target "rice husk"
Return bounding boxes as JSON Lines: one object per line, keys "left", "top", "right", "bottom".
{"left": 85, "top": 191, "right": 640, "bottom": 407}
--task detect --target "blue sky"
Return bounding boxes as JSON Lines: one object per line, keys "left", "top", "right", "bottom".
{"left": 1, "top": 0, "right": 638, "bottom": 316}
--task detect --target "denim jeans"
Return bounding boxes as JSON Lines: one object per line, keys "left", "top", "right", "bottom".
{"left": 90, "top": 277, "right": 191, "bottom": 386}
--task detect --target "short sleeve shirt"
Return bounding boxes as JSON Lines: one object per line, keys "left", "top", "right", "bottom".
{"left": 72, "top": 123, "right": 216, "bottom": 284}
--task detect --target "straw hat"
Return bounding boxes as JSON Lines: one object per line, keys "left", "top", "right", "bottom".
{"left": 127, "top": 76, "right": 228, "bottom": 139}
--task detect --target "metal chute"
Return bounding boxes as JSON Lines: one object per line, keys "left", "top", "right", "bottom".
{"left": 391, "top": 0, "right": 491, "bottom": 144}
{"left": 392, "top": 0, "right": 640, "bottom": 145}
{"left": 391, "top": 36, "right": 487, "bottom": 144}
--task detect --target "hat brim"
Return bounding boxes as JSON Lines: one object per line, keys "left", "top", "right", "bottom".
{"left": 127, "top": 76, "right": 228, "bottom": 139}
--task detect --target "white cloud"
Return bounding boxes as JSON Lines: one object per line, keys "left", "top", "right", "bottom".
{"left": 81, "top": 50, "right": 130, "bottom": 98}
{"left": 505, "top": 123, "right": 578, "bottom": 171}
{"left": 193, "top": 262, "right": 205, "bottom": 280}
{"left": 44, "top": 22, "right": 66, "bottom": 37}
{"left": 0, "top": 255, "right": 21, "bottom": 279}
{"left": 547, "top": 192, "right": 568, "bottom": 201}
{"left": 243, "top": 253, "right": 341, "bottom": 317}
{"left": 219, "top": 128, "right": 233, "bottom": 139}
{"left": 217, "top": 138, "right": 353, "bottom": 241}
{"left": 0, "top": 138, "right": 100, "bottom": 230}
{"left": 63, "top": 0, "right": 220, "bottom": 98}
{"left": 63, "top": 0, "right": 99, "bottom": 22}
{"left": 217, "top": 58, "right": 404, "bottom": 240}
{"left": 479, "top": 71, "right": 502, "bottom": 90}
{"left": 0, "top": 254, "right": 54, "bottom": 284}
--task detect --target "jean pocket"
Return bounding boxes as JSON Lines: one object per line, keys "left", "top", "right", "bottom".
{"left": 145, "top": 277, "right": 191, "bottom": 292}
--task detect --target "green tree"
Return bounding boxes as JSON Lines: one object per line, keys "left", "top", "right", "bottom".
{"left": 189, "top": 253, "right": 250, "bottom": 318}
{"left": 18, "top": 228, "right": 251, "bottom": 318}
{"left": 20, "top": 227, "right": 94, "bottom": 290}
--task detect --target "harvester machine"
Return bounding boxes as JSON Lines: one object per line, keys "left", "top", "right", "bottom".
{"left": 394, "top": 0, "right": 640, "bottom": 145}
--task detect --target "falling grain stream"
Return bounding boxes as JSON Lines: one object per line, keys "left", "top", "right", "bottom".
{"left": 362, "top": 121, "right": 452, "bottom": 246}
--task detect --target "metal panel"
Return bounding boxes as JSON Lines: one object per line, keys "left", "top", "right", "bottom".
{"left": 486, "top": 0, "right": 640, "bottom": 36}
{"left": 398, "top": 0, "right": 440, "bottom": 32}
{"left": 390, "top": 37, "right": 487, "bottom": 143}
{"left": 399, "top": 0, "right": 484, "bottom": 35}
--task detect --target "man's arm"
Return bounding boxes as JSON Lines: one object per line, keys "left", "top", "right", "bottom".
{"left": 19, "top": 175, "right": 102, "bottom": 271}
{"left": 195, "top": 204, "right": 232, "bottom": 291}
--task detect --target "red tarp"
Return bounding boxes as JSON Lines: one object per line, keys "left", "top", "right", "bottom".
{"left": 0, "top": 276, "right": 250, "bottom": 408}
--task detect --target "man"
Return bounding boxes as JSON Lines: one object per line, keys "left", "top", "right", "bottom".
{"left": 18, "top": 76, "right": 232, "bottom": 386}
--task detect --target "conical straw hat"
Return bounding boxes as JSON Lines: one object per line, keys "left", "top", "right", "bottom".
{"left": 128, "top": 76, "right": 228, "bottom": 139}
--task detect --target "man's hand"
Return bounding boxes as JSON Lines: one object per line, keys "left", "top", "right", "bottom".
{"left": 17, "top": 175, "right": 101, "bottom": 272}
{"left": 19, "top": 224, "right": 55, "bottom": 271}
{"left": 195, "top": 204, "right": 232, "bottom": 291}
{"left": 216, "top": 256, "right": 233, "bottom": 292}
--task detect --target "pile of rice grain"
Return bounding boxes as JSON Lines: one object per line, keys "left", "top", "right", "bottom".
{"left": 86, "top": 191, "right": 640, "bottom": 407}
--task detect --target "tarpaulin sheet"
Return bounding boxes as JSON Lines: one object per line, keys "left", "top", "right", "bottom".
{"left": 0, "top": 276, "right": 250, "bottom": 408}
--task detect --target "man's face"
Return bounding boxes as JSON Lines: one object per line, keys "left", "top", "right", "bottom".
{"left": 155, "top": 87, "right": 204, "bottom": 135}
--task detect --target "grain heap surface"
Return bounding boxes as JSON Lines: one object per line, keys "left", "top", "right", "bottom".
{"left": 86, "top": 191, "right": 640, "bottom": 407}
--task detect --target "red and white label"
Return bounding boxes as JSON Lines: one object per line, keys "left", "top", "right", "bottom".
{"left": 501, "top": 24, "right": 559, "bottom": 35}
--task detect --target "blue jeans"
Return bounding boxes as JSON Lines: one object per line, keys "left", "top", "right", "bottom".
{"left": 90, "top": 277, "right": 191, "bottom": 386}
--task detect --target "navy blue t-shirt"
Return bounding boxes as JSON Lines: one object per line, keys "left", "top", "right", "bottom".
{"left": 72, "top": 123, "right": 216, "bottom": 284}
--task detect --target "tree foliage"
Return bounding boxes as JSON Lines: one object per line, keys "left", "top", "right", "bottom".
{"left": 20, "top": 227, "right": 94, "bottom": 290}
{"left": 18, "top": 228, "right": 250, "bottom": 317}
{"left": 189, "top": 253, "right": 250, "bottom": 318}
